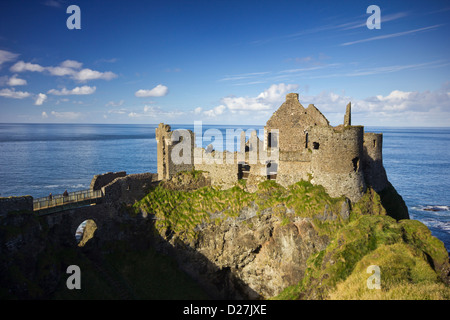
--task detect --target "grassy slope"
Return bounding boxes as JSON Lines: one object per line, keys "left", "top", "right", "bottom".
{"left": 51, "top": 170, "right": 449, "bottom": 300}
{"left": 135, "top": 171, "right": 449, "bottom": 300}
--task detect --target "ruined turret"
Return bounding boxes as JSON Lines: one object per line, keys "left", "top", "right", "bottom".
{"left": 344, "top": 102, "right": 351, "bottom": 126}
{"left": 155, "top": 93, "right": 390, "bottom": 203}
{"left": 155, "top": 123, "right": 194, "bottom": 180}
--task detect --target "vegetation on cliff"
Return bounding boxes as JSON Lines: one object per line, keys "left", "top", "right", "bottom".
{"left": 1, "top": 170, "right": 447, "bottom": 300}
{"left": 135, "top": 172, "right": 348, "bottom": 241}
{"left": 135, "top": 170, "right": 449, "bottom": 300}
{"left": 275, "top": 215, "right": 450, "bottom": 300}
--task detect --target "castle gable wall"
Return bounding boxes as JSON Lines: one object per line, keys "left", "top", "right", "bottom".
{"left": 155, "top": 93, "right": 389, "bottom": 203}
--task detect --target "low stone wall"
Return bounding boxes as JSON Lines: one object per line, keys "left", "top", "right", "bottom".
{"left": 90, "top": 171, "right": 127, "bottom": 191}
{"left": 0, "top": 196, "right": 33, "bottom": 216}
{"left": 102, "top": 172, "right": 159, "bottom": 205}
{"left": 276, "top": 161, "right": 311, "bottom": 188}
{"left": 195, "top": 162, "right": 239, "bottom": 189}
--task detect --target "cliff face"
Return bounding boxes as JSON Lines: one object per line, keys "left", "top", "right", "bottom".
{"left": 137, "top": 171, "right": 448, "bottom": 299}
{"left": 1, "top": 170, "right": 447, "bottom": 300}
{"left": 154, "top": 204, "right": 329, "bottom": 299}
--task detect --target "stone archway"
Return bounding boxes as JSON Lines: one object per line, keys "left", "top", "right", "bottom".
{"left": 75, "top": 219, "right": 97, "bottom": 247}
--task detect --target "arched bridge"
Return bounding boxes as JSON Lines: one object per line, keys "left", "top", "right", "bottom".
{"left": 33, "top": 189, "right": 104, "bottom": 215}
{"left": 0, "top": 172, "right": 159, "bottom": 247}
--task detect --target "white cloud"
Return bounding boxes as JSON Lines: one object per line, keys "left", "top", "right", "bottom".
{"left": 50, "top": 111, "right": 82, "bottom": 120}
{"left": 0, "top": 88, "right": 31, "bottom": 99}
{"left": 257, "top": 83, "right": 299, "bottom": 103}
{"left": 208, "top": 83, "right": 299, "bottom": 116}
{"left": 7, "top": 74, "right": 27, "bottom": 86}
{"left": 47, "top": 86, "right": 96, "bottom": 96}
{"left": 46, "top": 66, "right": 76, "bottom": 77}
{"left": 222, "top": 97, "right": 269, "bottom": 111}
{"left": 296, "top": 82, "right": 450, "bottom": 126}
{"left": 135, "top": 84, "right": 169, "bottom": 97}
{"left": 127, "top": 105, "right": 184, "bottom": 118}
{"left": 10, "top": 61, "right": 45, "bottom": 73}
{"left": 10, "top": 59, "right": 117, "bottom": 82}
{"left": 41, "top": 111, "right": 48, "bottom": 119}
{"left": 220, "top": 71, "right": 271, "bottom": 82}
{"left": 34, "top": 93, "right": 47, "bottom": 106}
{"left": 354, "top": 85, "right": 450, "bottom": 114}
{"left": 108, "top": 108, "right": 128, "bottom": 114}
{"left": 279, "top": 64, "right": 340, "bottom": 74}
{"left": 204, "top": 105, "right": 226, "bottom": 117}
{"left": 0, "top": 50, "right": 19, "bottom": 68}
{"left": 105, "top": 99, "right": 125, "bottom": 107}
{"left": 128, "top": 112, "right": 140, "bottom": 118}
{"left": 341, "top": 24, "right": 442, "bottom": 46}
{"left": 60, "top": 60, "right": 83, "bottom": 69}
{"left": 194, "top": 107, "right": 203, "bottom": 114}
{"left": 72, "top": 68, "right": 117, "bottom": 82}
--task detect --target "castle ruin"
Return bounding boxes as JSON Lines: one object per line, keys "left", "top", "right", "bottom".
{"left": 155, "top": 93, "right": 388, "bottom": 203}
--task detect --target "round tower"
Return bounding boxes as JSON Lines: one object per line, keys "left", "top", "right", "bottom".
{"left": 309, "top": 126, "right": 366, "bottom": 202}
{"left": 362, "top": 132, "right": 388, "bottom": 192}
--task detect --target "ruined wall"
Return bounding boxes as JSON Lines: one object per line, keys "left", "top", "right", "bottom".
{"left": 194, "top": 149, "right": 244, "bottom": 189}
{"left": 305, "top": 104, "right": 330, "bottom": 127}
{"left": 309, "top": 126, "right": 366, "bottom": 202}
{"left": 265, "top": 93, "right": 307, "bottom": 152}
{"left": 264, "top": 95, "right": 330, "bottom": 154}
{"left": 155, "top": 123, "right": 170, "bottom": 180}
{"left": 194, "top": 163, "right": 239, "bottom": 190}
{"left": 102, "top": 172, "right": 159, "bottom": 205}
{"left": 156, "top": 123, "right": 194, "bottom": 180}
{"left": 154, "top": 93, "right": 391, "bottom": 203}
{"left": 344, "top": 102, "right": 351, "bottom": 126}
{"left": 363, "top": 132, "right": 388, "bottom": 192}
{"left": 276, "top": 160, "right": 311, "bottom": 188}
{"left": 90, "top": 171, "right": 127, "bottom": 191}
{"left": 0, "top": 196, "right": 33, "bottom": 216}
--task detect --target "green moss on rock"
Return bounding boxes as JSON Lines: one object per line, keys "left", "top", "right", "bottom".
{"left": 274, "top": 215, "right": 450, "bottom": 300}
{"left": 328, "top": 243, "right": 450, "bottom": 300}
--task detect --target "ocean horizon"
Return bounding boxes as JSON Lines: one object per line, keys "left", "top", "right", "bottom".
{"left": 0, "top": 123, "right": 449, "bottom": 251}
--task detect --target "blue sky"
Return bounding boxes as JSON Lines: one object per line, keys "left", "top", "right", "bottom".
{"left": 0, "top": 0, "right": 449, "bottom": 126}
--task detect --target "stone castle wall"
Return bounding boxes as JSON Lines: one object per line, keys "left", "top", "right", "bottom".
{"left": 194, "top": 149, "right": 240, "bottom": 189}
{"left": 155, "top": 93, "right": 390, "bottom": 203}
{"left": 276, "top": 160, "right": 311, "bottom": 188}
{"left": 90, "top": 171, "right": 127, "bottom": 191}
{"left": 155, "top": 123, "right": 194, "bottom": 180}
{"left": 363, "top": 132, "right": 388, "bottom": 192}
{"left": 309, "top": 126, "right": 366, "bottom": 202}
{"left": 102, "top": 172, "right": 159, "bottom": 205}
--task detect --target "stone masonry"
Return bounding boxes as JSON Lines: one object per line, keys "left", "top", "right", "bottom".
{"left": 156, "top": 93, "right": 388, "bottom": 203}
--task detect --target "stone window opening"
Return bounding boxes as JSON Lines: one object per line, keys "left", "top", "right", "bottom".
{"left": 305, "top": 132, "right": 309, "bottom": 149}
{"left": 313, "top": 142, "right": 320, "bottom": 150}
{"left": 238, "top": 162, "right": 250, "bottom": 180}
{"left": 267, "top": 132, "right": 278, "bottom": 149}
{"left": 266, "top": 161, "right": 278, "bottom": 180}
{"left": 373, "top": 139, "right": 376, "bottom": 148}
{"left": 352, "top": 157, "right": 360, "bottom": 172}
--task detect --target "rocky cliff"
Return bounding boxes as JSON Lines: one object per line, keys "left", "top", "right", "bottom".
{"left": 1, "top": 170, "right": 449, "bottom": 300}
{"left": 135, "top": 170, "right": 449, "bottom": 299}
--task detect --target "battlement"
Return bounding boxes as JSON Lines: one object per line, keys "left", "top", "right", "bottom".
{"left": 156, "top": 93, "right": 388, "bottom": 202}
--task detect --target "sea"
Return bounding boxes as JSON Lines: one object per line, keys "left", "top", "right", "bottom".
{"left": 0, "top": 123, "right": 449, "bottom": 252}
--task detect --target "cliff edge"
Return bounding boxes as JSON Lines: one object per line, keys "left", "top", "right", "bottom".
{"left": 135, "top": 170, "right": 448, "bottom": 299}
